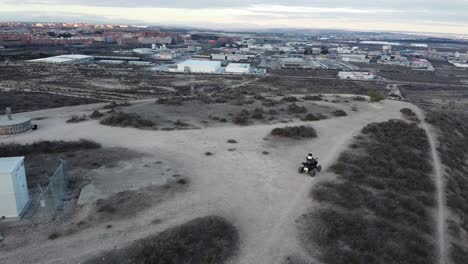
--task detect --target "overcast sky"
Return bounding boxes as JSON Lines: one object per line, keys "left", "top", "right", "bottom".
{"left": 0, "top": 1, "right": 467, "bottom": 35}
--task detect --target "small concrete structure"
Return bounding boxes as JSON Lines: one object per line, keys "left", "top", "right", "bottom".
{"left": 0, "top": 157, "right": 30, "bottom": 219}
{"left": 0, "top": 108, "right": 31, "bottom": 135}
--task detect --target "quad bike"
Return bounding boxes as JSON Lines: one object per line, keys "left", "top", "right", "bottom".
{"left": 298, "top": 159, "right": 322, "bottom": 177}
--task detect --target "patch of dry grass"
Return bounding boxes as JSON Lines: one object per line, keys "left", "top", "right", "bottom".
{"left": 84, "top": 216, "right": 239, "bottom": 264}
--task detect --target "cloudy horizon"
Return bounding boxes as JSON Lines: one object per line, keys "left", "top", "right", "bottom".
{"left": 0, "top": 1, "right": 467, "bottom": 35}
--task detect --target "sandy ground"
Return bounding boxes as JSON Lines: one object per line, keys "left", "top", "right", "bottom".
{"left": 0, "top": 98, "right": 424, "bottom": 264}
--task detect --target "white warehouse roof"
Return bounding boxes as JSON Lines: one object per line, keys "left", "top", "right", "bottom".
{"left": 177, "top": 59, "right": 222, "bottom": 73}
{"left": 57, "top": 54, "right": 93, "bottom": 60}
{"left": 226, "top": 63, "right": 250, "bottom": 69}
{"left": 178, "top": 60, "right": 221, "bottom": 67}
{"left": 226, "top": 63, "right": 251, "bottom": 74}
{"left": 28, "top": 54, "right": 94, "bottom": 64}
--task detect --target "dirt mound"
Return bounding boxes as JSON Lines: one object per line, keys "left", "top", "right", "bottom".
{"left": 83, "top": 216, "right": 239, "bottom": 264}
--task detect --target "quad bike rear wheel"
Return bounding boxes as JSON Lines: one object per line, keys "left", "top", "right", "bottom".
{"left": 317, "top": 165, "right": 322, "bottom": 172}
{"left": 298, "top": 166, "right": 304, "bottom": 173}
{"left": 309, "top": 169, "right": 317, "bottom": 177}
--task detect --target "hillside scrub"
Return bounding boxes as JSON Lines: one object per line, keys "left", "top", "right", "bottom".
{"left": 100, "top": 112, "right": 155, "bottom": 129}
{"left": 83, "top": 216, "right": 239, "bottom": 264}
{"left": 300, "top": 120, "right": 436, "bottom": 264}
{"left": 425, "top": 111, "right": 468, "bottom": 264}
{"left": 271, "top": 126, "right": 317, "bottom": 139}
{"left": 0, "top": 140, "right": 101, "bottom": 157}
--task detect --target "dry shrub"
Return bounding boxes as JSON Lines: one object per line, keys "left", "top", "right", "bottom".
{"left": 262, "top": 99, "right": 281, "bottom": 107}
{"left": 271, "top": 126, "right": 317, "bottom": 139}
{"left": 333, "top": 110, "right": 347, "bottom": 117}
{"left": 90, "top": 110, "right": 104, "bottom": 119}
{"left": 251, "top": 108, "right": 264, "bottom": 119}
{"left": 66, "top": 115, "right": 88, "bottom": 123}
{"left": 288, "top": 103, "right": 307, "bottom": 114}
{"left": 156, "top": 97, "right": 183, "bottom": 105}
{"left": 173, "top": 120, "right": 190, "bottom": 127}
{"left": 100, "top": 112, "right": 155, "bottom": 129}
{"left": 301, "top": 113, "right": 322, "bottom": 121}
{"left": 48, "top": 232, "right": 62, "bottom": 240}
{"left": 302, "top": 95, "right": 323, "bottom": 101}
{"left": 103, "top": 101, "right": 131, "bottom": 109}
{"left": 400, "top": 108, "right": 420, "bottom": 122}
{"left": 353, "top": 96, "right": 367, "bottom": 101}
{"left": 283, "top": 96, "right": 299, "bottom": 102}
{"left": 232, "top": 109, "right": 250, "bottom": 125}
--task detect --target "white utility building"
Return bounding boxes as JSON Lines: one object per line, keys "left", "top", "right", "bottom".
{"left": 0, "top": 157, "right": 29, "bottom": 219}
{"left": 225, "top": 63, "right": 251, "bottom": 74}
{"left": 338, "top": 71, "right": 375, "bottom": 81}
{"left": 177, "top": 60, "right": 222, "bottom": 73}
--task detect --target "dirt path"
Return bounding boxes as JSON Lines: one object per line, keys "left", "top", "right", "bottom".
{"left": 417, "top": 110, "right": 448, "bottom": 264}
{"left": 0, "top": 99, "right": 418, "bottom": 264}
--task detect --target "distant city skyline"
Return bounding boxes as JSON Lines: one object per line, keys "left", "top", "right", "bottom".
{"left": 1, "top": 1, "right": 467, "bottom": 35}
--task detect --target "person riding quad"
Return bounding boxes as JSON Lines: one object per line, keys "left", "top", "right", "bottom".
{"left": 304, "top": 153, "right": 318, "bottom": 169}
{"left": 298, "top": 153, "right": 322, "bottom": 176}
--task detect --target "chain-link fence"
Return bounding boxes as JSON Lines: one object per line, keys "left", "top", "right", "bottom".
{"left": 24, "top": 160, "right": 67, "bottom": 220}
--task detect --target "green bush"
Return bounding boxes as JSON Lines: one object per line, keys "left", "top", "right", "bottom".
{"left": 368, "top": 90, "right": 385, "bottom": 102}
